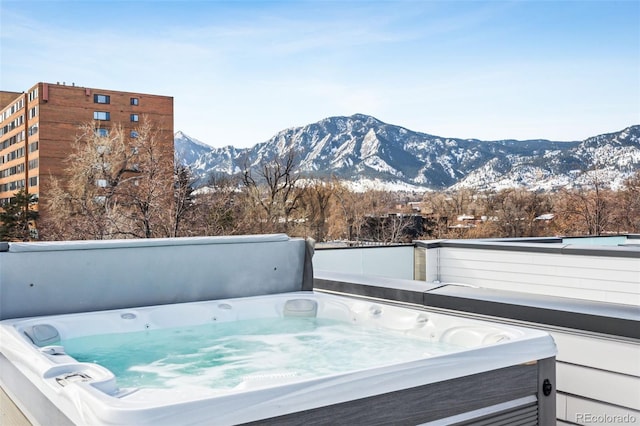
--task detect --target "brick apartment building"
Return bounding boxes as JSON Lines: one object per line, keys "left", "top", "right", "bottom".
{"left": 0, "top": 82, "right": 174, "bottom": 230}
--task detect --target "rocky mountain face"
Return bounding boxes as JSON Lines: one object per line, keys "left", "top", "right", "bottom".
{"left": 175, "top": 114, "right": 640, "bottom": 191}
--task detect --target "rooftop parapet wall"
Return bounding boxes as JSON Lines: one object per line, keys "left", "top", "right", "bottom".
{"left": 0, "top": 234, "right": 313, "bottom": 320}
{"left": 414, "top": 238, "right": 640, "bottom": 306}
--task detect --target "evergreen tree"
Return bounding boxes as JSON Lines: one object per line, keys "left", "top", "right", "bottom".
{"left": 0, "top": 190, "right": 39, "bottom": 241}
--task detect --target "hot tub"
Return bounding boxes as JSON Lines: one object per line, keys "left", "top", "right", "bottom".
{"left": 0, "top": 291, "right": 555, "bottom": 425}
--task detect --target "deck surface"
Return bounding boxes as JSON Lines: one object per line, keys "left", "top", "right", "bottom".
{"left": 1, "top": 386, "right": 31, "bottom": 426}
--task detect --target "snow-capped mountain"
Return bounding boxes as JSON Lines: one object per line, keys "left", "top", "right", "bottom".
{"left": 175, "top": 114, "right": 640, "bottom": 191}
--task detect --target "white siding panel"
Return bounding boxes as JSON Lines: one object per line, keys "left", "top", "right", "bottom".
{"left": 440, "top": 258, "right": 640, "bottom": 291}
{"left": 557, "top": 363, "right": 640, "bottom": 410}
{"left": 443, "top": 248, "right": 638, "bottom": 271}
{"left": 435, "top": 247, "right": 640, "bottom": 305}
{"left": 552, "top": 332, "right": 640, "bottom": 377}
{"left": 440, "top": 274, "right": 614, "bottom": 301}
{"left": 603, "top": 292, "right": 640, "bottom": 305}
{"left": 440, "top": 265, "right": 639, "bottom": 293}
{"left": 562, "top": 393, "right": 640, "bottom": 425}
{"left": 556, "top": 393, "right": 568, "bottom": 421}
{"left": 441, "top": 258, "right": 639, "bottom": 285}
{"left": 424, "top": 247, "right": 440, "bottom": 282}
{"left": 440, "top": 250, "right": 638, "bottom": 283}
{"left": 441, "top": 247, "right": 639, "bottom": 272}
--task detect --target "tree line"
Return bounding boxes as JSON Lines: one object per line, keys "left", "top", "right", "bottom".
{"left": 1, "top": 120, "right": 639, "bottom": 242}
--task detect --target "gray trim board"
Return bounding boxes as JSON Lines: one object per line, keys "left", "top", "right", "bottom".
{"left": 314, "top": 270, "right": 443, "bottom": 305}
{"left": 414, "top": 238, "right": 640, "bottom": 258}
{"left": 423, "top": 286, "right": 640, "bottom": 339}
{"left": 301, "top": 238, "right": 315, "bottom": 291}
{"left": 537, "top": 357, "right": 556, "bottom": 426}
{"left": 314, "top": 278, "right": 425, "bottom": 305}
{"left": 315, "top": 243, "right": 414, "bottom": 251}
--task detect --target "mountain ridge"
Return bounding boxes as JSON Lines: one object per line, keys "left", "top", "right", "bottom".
{"left": 175, "top": 114, "right": 640, "bottom": 191}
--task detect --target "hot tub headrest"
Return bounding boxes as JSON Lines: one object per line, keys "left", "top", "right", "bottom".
{"left": 23, "top": 324, "right": 60, "bottom": 347}
{"left": 283, "top": 299, "right": 318, "bottom": 317}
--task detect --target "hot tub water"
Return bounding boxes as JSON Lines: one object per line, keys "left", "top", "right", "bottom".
{"left": 59, "top": 317, "right": 461, "bottom": 390}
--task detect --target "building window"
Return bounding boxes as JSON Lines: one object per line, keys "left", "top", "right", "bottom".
{"left": 29, "top": 176, "right": 38, "bottom": 187}
{"left": 94, "top": 94, "right": 110, "bottom": 104}
{"left": 28, "top": 88, "right": 38, "bottom": 102}
{"left": 130, "top": 130, "right": 139, "bottom": 138}
{"left": 94, "top": 111, "right": 110, "bottom": 121}
{"left": 28, "top": 124, "right": 38, "bottom": 136}
{"left": 96, "top": 128, "right": 109, "bottom": 137}
{"left": 29, "top": 141, "right": 39, "bottom": 152}
{"left": 28, "top": 159, "right": 39, "bottom": 169}
{"left": 130, "top": 97, "right": 139, "bottom": 106}
{"left": 10, "top": 179, "right": 25, "bottom": 190}
{"left": 96, "top": 179, "right": 108, "bottom": 188}
{"left": 130, "top": 114, "right": 139, "bottom": 122}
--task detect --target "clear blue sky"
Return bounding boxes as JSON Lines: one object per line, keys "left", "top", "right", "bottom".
{"left": 1, "top": 0, "right": 638, "bottom": 147}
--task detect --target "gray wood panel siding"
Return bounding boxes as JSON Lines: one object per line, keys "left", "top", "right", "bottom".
{"left": 242, "top": 363, "right": 540, "bottom": 426}
{"left": 453, "top": 402, "right": 538, "bottom": 425}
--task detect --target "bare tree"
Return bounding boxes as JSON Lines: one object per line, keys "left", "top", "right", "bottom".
{"left": 117, "top": 119, "right": 174, "bottom": 238}
{"left": 241, "top": 149, "right": 303, "bottom": 233}
{"left": 170, "top": 164, "right": 196, "bottom": 237}
{"left": 41, "top": 119, "right": 173, "bottom": 240}
{"left": 329, "top": 182, "right": 369, "bottom": 242}
{"left": 190, "top": 173, "right": 243, "bottom": 236}
{"left": 421, "top": 190, "right": 473, "bottom": 238}
{"left": 481, "top": 189, "right": 552, "bottom": 237}
{"left": 300, "top": 179, "right": 334, "bottom": 241}
{"left": 551, "top": 165, "right": 615, "bottom": 237}
{"left": 610, "top": 170, "right": 640, "bottom": 233}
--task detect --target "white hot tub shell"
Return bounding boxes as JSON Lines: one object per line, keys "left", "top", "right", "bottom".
{"left": 1, "top": 292, "right": 556, "bottom": 425}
